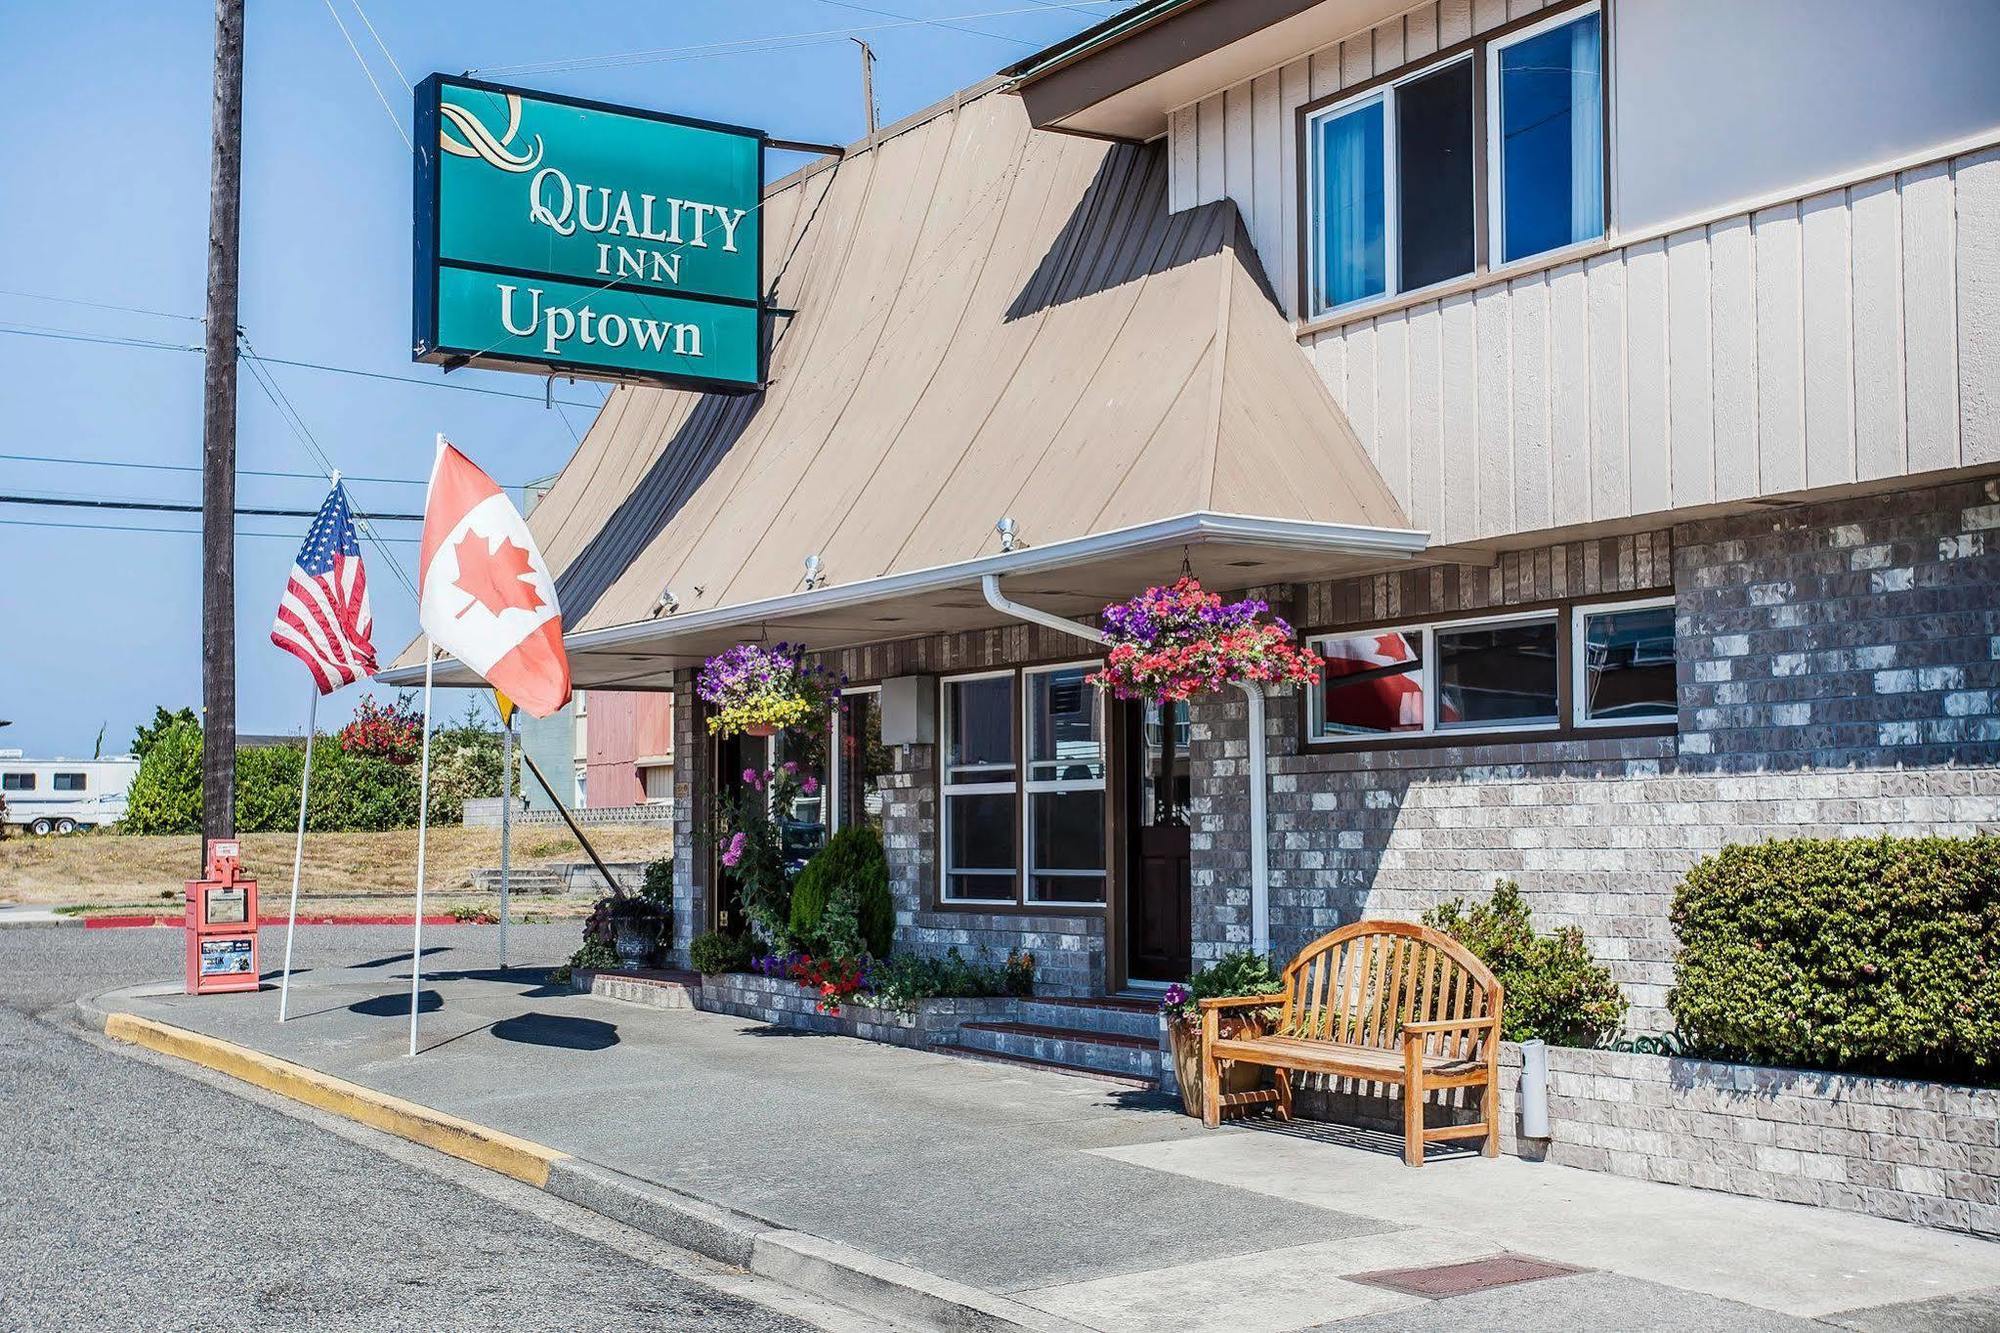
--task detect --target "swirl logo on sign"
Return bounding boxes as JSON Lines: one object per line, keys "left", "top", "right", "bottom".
{"left": 439, "top": 92, "right": 544, "bottom": 173}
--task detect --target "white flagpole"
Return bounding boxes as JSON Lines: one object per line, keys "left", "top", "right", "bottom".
{"left": 278, "top": 683, "right": 320, "bottom": 1022}
{"left": 409, "top": 645, "right": 436, "bottom": 1057}
{"left": 499, "top": 710, "right": 515, "bottom": 970}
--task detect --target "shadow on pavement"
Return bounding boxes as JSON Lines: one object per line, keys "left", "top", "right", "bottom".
{"left": 491, "top": 1013, "right": 619, "bottom": 1051}
{"left": 349, "top": 990, "right": 444, "bottom": 1018}
{"left": 1247, "top": 1116, "right": 1479, "bottom": 1160}
{"left": 345, "top": 946, "right": 450, "bottom": 971}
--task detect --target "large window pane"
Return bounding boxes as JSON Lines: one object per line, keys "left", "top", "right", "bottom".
{"left": 774, "top": 725, "right": 828, "bottom": 865}
{"left": 1579, "top": 604, "right": 1677, "bottom": 723}
{"left": 945, "top": 791, "right": 1016, "bottom": 901}
{"left": 1027, "top": 667, "right": 1103, "bottom": 782}
{"left": 1316, "top": 99, "right": 1387, "bottom": 309}
{"left": 945, "top": 676, "right": 1013, "bottom": 780}
{"left": 1397, "top": 58, "right": 1476, "bottom": 290}
{"left": 1317, "top": 631, "right": 1426, "bottom": 737}
{"left": 836, "top": 691, "right": 891, "bottom": 835}
{"left": 1436, "top": 619, "right": 1559, "bottom": 729}
{"left": 1030, "top": 785, "right": 1106, "bottom": 902}
{"left": 1497, "top": 12, "right": 1604, "bottom": 263}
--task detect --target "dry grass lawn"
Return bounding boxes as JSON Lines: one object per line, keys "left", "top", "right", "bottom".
{"left": 0, "top": 824, "right": 674, "bottom": 917}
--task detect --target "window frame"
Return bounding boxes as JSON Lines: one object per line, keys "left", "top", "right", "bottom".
{"left": 1, "top": 772, "right": 34, "bottom": 792}
{"left": 938, "top": 669, "right": 1022, "bottom": 906}
{"left": 1570, "top": 593, "right": 1678, "bottom": 730}
{"left": 829, "top": 683, "right": 881, "bottom": 835}
{"left": 1294, "top": 0, "right": 1607, "bottom": 322}
{"left": 1301, "top": 591, "right": 1677, "bottom": 752}
{"left": 1022, "top": 660, "right": 1109, "bottom": 908}
{"left": 53, "top": 772, "right": 87, "bottom": 792}
{"left": 1485, "top": 1, "right": 1606, "bottom": 270}
{"left": 1304, "top": 51, "right": 1477, "bottom": 317}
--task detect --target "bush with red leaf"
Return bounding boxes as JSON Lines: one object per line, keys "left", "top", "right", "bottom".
{"left": 338, "top": 693, "right": 425, "bottom": 765}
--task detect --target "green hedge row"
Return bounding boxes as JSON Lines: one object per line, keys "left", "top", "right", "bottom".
{"left": 121, "top": 715, "right": 501, "bottom": 835}
{"left": 1670, "top": 836, "right": 2000, "bottom": 1084}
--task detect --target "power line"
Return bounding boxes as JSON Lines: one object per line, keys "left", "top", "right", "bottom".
{"left": 0, "top": 288, "right": 202, "bottom": 324}
{"left": 0, "top": 516, "right": 419, "bottom": 542}
{"left": 814, "top": 0, "right": 1036, "bottom": 48}
{"left": 0, "top": 452, "right": 523, "bottom": 490}
{"left": 473, "top": 2, "right": 1123, "bottom": 76}
{"left": 349, "top": 0, "right": 410, "bottom": 90}
{"left": 322, "top": 0, "right": 411, "bottom": 150}
{"left": 0, "top": 494, "right": 424, "bottom": 521}
{"left": 0, "top": 312, "right": 608, "bottom": 407}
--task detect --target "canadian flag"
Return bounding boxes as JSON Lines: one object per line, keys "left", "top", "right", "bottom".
{"left": 417, "top": 438, "right": 571, "bottom": 718}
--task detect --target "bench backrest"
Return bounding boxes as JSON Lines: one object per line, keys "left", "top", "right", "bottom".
{"left": 1280, "top": 920, "right": 1502, "bottom": 1057}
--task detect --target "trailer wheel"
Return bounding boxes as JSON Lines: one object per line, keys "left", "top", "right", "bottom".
{"left": 29, "top": 817, "right": 53, "bottom": 836}
{"left": 55, "top": 818, "right": 77, "bottom": 835}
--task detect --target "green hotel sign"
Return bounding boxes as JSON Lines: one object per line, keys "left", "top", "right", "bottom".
{"left": 413, "top": 75, "right": 765, "bottom": 392}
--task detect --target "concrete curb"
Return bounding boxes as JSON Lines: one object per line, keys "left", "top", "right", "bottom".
{"left": 89, "top": 1002, "right": 1089, "bottom": 1333}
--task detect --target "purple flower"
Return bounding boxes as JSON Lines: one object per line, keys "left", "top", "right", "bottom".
{"left": 721, "top": 832, "right": 747, "bottom": 868}
{"left": 800, "top": 775, "right": 819, "bottom": 795}
{"left": 743, "top": 767, "right": 764, "bottom": 792}
{"left": 1160, "top": 982, "right": 1190, "bottom": 1011}
{"left": 781, "top": 761, "right": 798, "bottom": 775}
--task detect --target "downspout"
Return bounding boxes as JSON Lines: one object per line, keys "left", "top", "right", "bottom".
{"left": 979, "top": 573, "right": 1270, "bottom": 957}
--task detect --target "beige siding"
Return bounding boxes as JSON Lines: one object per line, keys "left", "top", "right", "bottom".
{"left": 1166, "top": 0, "right": 1542, "bottom": 313}
{"left": 1303, "top": 148, "right": 2000, "bottom": 542}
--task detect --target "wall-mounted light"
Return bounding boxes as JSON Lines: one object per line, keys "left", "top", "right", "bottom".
{"left": 803, "top": 554, "right": 826, "bottom": 589}
{"left": 996, "top": 516, "right": 1020, "bottom": 552}
{"left": 651, "top": 585, "right": 679, "bottom": 618}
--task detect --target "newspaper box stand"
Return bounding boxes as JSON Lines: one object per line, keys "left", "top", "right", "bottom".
{"left": 185, "top": 839, "right": 260, "bottom": 995}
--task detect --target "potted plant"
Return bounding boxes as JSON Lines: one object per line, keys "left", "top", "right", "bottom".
{"left": 1161, "top": 950, "right": 1284, "bottom": 1119}
{"left": 607, "top": 894, "right": 665, "bottom": 968}
{"left": 1089, "top": 578, "right": 1320, "bottom": 703}
{"left": 696, "top": 642, "right": 840, "bottom": 738}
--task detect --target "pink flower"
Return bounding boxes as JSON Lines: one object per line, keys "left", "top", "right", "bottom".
{"left": 782, "top": 761, "right": 799, "bottom": 774}
{"left": 801, "top": 776, "right": 819, "bottom": 795}
{"left": 721, "top": 832, "right": 747, "bottom": 868}
{"left": 742, "top": 767, "right": 763, "bottom": 791}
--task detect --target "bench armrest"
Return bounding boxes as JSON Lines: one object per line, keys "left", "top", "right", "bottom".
{"left": 1197, "top": 992, "right": 1286, "bottom": 1012}
{"left": 1402, "top": 1016, "right": 1500, "bottom": 1037}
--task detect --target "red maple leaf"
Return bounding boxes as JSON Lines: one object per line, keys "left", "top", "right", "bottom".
{"left": 451, "top": 531, "right": 545, "bottom": 618}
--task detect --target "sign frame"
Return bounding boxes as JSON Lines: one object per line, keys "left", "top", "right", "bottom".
{"left": 412, "top": 73, "right": 769, "bottom": 395}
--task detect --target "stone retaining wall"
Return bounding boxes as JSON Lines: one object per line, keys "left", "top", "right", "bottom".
{"left": 1282, "top": 1043, "right": 1999, "bottom": 1241}
{"left": 696, "top": 970, "right": 1017, "bottom": 1050}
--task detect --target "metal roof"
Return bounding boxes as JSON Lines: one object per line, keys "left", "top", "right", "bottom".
{"left": 386, "top": 83, "right": 1417, "bottom": 689}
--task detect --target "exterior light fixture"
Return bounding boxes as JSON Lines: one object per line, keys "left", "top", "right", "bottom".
{"left": 803, "top": 554, "right": 826, "bottom": 589}
{"left": 650, "top": 586, "right": 679, "bottom": 618}
{"left": 996, "top": 516, "right": 1020, "bottom": 552}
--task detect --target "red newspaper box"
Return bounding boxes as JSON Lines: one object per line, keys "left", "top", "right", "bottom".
{"left": 185, "top": 838, "right": 259, "bottom": 995}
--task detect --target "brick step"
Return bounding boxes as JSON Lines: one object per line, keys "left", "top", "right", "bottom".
{"left": 1016, "top": 995, "right": 1165, "bottom": 1041}
{"left": 579, "top": 967, "right": 699, "bottom": 1010}
{"left": 954, "top": 1020, "right": 1161, "bottom": 1080}
{"left": 934, "top": 1043, "right": 1158, "bottom": 1091}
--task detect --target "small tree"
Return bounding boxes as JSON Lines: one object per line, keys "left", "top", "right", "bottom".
{"left": 132, "top": 706, "right": 198, "bottom": 761}
{"left": 790, "top": 826, "right": 894, "bottom": 959}
{"left": 1425, "top": 881, "right": 1627, "bottom": 1048}
{"left": 122, "top": 714, "right": 203, "bottom": 834}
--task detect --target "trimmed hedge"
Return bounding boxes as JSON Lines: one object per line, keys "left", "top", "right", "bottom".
{"left": 789, "top": 826, "right": 894, "bottom": 959}
{"left": 1670, "top": 836, "right": 2000, "bottom": 1083}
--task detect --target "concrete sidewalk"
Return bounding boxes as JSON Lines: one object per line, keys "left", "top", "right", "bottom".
{"left": 97, "top": 958, "right": 2000, "bottom": 1332}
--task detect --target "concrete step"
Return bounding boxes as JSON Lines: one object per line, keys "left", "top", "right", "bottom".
{"left": 1015, "top": 994, "right": 1165, "bottom": 1041}
{"left": 934, "top": 1043, "right": 1159, "bottom": 1091}
{"left": 579, "top": 968, "right": 701, "bottom": 1010}
{"left": 469, "top": 868, "right": 567, "bottom": 895}
{"left": 954, "top": 1019, "right": 1161, "bottom": 1082}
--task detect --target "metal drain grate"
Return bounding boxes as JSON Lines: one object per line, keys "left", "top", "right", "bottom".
{"left": 1347, "top": 1253, "right": 1588, "bottom": 1299}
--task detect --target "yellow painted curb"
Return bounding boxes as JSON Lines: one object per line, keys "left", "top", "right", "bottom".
{"left": 104, "top": 1013, "right": 568, "bottom": 1187}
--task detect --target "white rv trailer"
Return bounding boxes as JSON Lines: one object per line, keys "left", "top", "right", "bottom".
{"left": 0, "top": 751, "right": 141, "bottom": 835}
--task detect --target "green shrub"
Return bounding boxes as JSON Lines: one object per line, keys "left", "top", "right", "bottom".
{"left": 689, "top": 930, "right": 752, "bottom": 975}
{"left": 640, "top": 857, "right": 674, "bottom": 909}
{"left": 121, "top": 717, "right": 203, "bottom": 833}
{"left": 552, "top": 938, "right": 619, "bottom": 987}
{"left": 790, "top": 827, "right": 894, "bottom": 959}
{"left": 1670, "top": 836, "right": 2000, "bottom": 1082}
{"left": 1426, "top": 880, "right": 1627, "bottom": 1048}
{"left": 865, "top": 947, "right": 1035, "bottom": 1015}
{"left": 1163, "top": 949, "right": 1283, "bottom": 1020}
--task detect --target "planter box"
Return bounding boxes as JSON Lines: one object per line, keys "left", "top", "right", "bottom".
{"left": 695, "top": 970, "right": 1018, "bottom": 1050}
{"left": 1290, "top": 1041, "right": 2000, "bottom": 1241}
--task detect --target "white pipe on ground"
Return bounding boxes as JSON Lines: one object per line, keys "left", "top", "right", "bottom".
{"left": 1520, "top": 1037, "right": 1551, "bottom": 1139}
{"left": 977, "top": 574, "right": 1271, "bottom": 958}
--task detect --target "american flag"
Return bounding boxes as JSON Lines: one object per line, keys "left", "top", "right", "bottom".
{"left": 270, "top": 482, "right": 377, "bottom": 693}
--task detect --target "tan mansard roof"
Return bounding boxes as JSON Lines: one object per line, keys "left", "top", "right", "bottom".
{"left": 387, "top": 81, "right": 1418, "bottom": 687}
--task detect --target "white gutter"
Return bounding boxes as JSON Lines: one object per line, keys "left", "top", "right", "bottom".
{"left": 978, "top": 573, "right": 1271, "bottom": 962}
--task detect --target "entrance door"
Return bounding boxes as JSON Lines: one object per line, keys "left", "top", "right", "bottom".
{"left": 710, "top": 730, "right": 764, "bottom": 937}
{"left": 1124, "top": 700, "right": 1191, "bottom": 984}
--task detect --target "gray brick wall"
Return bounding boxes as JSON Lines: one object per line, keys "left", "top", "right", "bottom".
{"left": 1191, "top": 479, "right": 2000, "bottom": 1030}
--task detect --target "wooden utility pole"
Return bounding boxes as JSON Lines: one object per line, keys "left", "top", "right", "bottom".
{"left": 851, "top": 38, "right": 878, "bottom": 137}
{"left": 201, "top": 0, "right": 246, "bottom": 857}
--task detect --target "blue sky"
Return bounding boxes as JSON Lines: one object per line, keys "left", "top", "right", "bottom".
{"left": 0, "top": 0, "right": 1116, "bottom": 759}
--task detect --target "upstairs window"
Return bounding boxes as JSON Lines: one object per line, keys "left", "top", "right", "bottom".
{"left": 1491, "top": 7, "right": 1605, "bottom": 263}
{"left": 1305, "top": 1, "right": 1604, "bottom": 317}
{"left": 1309, "top": 55, "right": 1476, "bottom": 312}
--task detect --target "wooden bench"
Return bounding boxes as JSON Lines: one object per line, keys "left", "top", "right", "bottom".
{"left": 1199, "top": 921, "right": 1505, "bottom": 1166}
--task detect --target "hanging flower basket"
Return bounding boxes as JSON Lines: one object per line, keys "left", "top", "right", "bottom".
{"left": 1088, "top": 577, "right": 1320, "bottom": 704}
{"left": 697, "top": 642, "right": 840, "bottom": 738}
